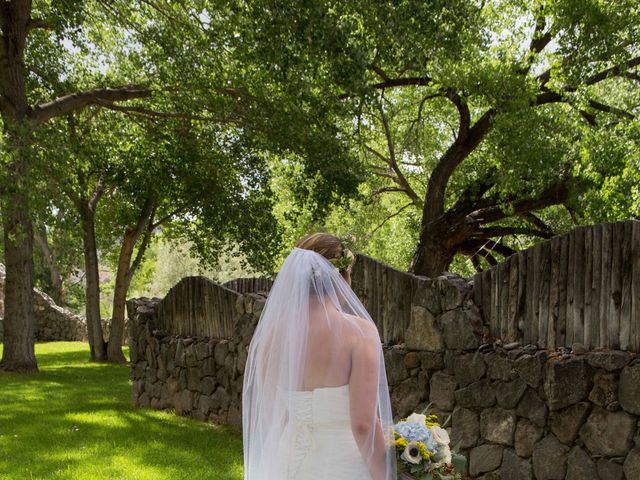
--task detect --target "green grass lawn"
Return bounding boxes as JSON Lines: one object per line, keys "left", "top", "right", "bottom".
{"left": 0, "top": 342, "right": 244, "bottom": 480}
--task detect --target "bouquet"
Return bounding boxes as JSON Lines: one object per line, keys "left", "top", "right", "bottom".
{"left": 393, "top": 407, "right": 466, "bottom": 480}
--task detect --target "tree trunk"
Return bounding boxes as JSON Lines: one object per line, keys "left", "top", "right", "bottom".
{"left": 80, "top": 206, "right": 107, "bottom": 361}
{"left": 0, "top": 157, "right": 38, "bottom": 372}
{"left": 107, "top": 231, "right": 136, "bottom": 364}
{"left": 107, "top": 198, "right": 155, "bottom": 363}
{"left": 34, "top": 228, "right": 64, "bottom": 305}
{"left": 409, "top": 225, "right": 458, "bottom": 278}
{"left": 0, "top": 1, "right": 39, "bottom": 372}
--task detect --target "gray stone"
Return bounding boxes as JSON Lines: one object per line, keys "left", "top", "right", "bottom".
{"left": 194, "top": 341, "right": 211, "bottom": 361}
{"left": 252, "top": 297, "right": 266, "bottom": 316}
{"left": 187, "top": 367, "right": 200, "bottom": 391}
{"left": 175, "top": 340, "right": 186, "bottom": 367}
{"left": 477, "top": 471, "right": 500, "bottom": 480}
{"left": 455, "top": 380, "right": 496, "bottom": 409}
{"left": 580, "top": 407, "right": 636, "bottom": 456}
{"left": 514, "top": 419, "right": 543, "bottom": 458}
{"left": 586, "top": 351, "right": 631, "bottom": 371}
{"left": 500, "top": 448, "right": 533, "bottom": 480}
{"left": 495, "top": 378, "right": 527, "bottom": 409}
{"left": 566, "top": 446, "right": 597, "bottom": 480}
{"left": 214, "top": 340, "right": 229, "bottom": 366}
{"left": 443, "top": 349, "right": 457, "bottom": 374}
{"left": 544, "top": 358, "right": 592, "bottom": 410}
{"left": 589, "top": 370, "right": 618, "bottom": 407}
{"left": 211, "top": 386, "right": 230, "bottom": 410}
{"left": 393, "top": 379, "right": 425, "bottom": 418}
{"left": 173, "top": 390, "right": 194, "bottom": 415}
{"left": 619, "top": 364, "right": 640, "bottom": 415}
{"left": 235, "top": 294, "right": 245, "bottom": 314}
{"left": 480, "top": 408, "right": 516, "bottom": 446}
{"left": 515, "top": 352, "right": 546, "bottom": 388}
{"left": 548, "top": 402, "right": 591, "bottom": 444}
{"left": 440, "top": 308, "right": 479, "bottom": 350}
{"left": 406, "top": 305, "right": 443, "bottom": 351}
{"left": 197, "top": 395, "right": 217, "bottom": 416}
{"left": 185, "top": 345, "right": 199, "bottom": 367}
{"left": 403, "top": 351, "right": 421, "bottom": 368}
{"left": 486, "top": 353, "right": 515, "bottom": 381}
{"left": 200, "top": 376, "right": 216, "bottom": 395}
{"left": 532, "top": 434, "right": 569, "bottom": 480}
{"left": 411, "top": 276, "right": 441, "bottom": 314}
{"left": 469, "top": 444, "right": 503, "bottom": 477}
{"left": 429, "top": 372, "right": 457, "bottom": 411}
{"left": 419, "top": 351, "right": 444, "bottom": 371}
{"left": 624, "top": 447, "right": 640, "bottom": 480}
{"left": 201, "top": 357, "right": 216, "bottom": 377}
{"left": 597, "top": 458, "right": 624, "bottom": 480}
{"left": 454, "top": 352, "right": 486, "bottom": 387}
{"left": 437, "top": 275, "right": 468, "bottom": 311}
{"left": 516, "top": 388, "right": 547, "bottom": 427}
{"left": 451, "top": 407, "right": 479, "bottom": 449}
{"left": 384, "top": 349, "right": 409, "bottom": 386}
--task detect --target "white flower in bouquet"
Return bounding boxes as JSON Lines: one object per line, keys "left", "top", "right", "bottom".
{"left": 400, "top": 441, "right": 423, "bottom": 465}
{"left": 430, "top": 426, "right": 450, "bottom": 448}
{"left": 405, "top": 413, "right": 427, "bottom": 425}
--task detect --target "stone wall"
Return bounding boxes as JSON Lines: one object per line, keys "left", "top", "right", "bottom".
{"left": 129, "top": 265, "right": 640, "bottom": 479}
{"left": 0, "top": 263, "right": 87, "bottom": 342}
{"left": 128, "top": 293, "right": 265, "bottom": 426}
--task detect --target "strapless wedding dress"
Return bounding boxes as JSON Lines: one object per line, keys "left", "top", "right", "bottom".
{"left": 281, "top": 384, "right": 372, "bottom": 480}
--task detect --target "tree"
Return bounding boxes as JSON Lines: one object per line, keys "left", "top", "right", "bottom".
{"left": 1, "top": 0, "right": 364, "bottom": 370}
{"left": 247, "top": 0, "right": 640, "bottom": 276}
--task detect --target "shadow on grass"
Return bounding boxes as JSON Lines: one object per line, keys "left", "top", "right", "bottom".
{"left": 0, "top": 342, "right": 243, "bottom": 480}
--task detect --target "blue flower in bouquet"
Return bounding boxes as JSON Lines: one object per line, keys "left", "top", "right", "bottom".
{"left": 394, "top": 421, "right": 437, "bottom": 452}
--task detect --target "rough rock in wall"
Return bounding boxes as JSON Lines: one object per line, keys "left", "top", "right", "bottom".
{"left": 0, "top": 263, "right": 87, "bottom": 342}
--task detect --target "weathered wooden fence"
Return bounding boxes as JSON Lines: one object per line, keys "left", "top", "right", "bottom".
{"left": 156, "top": 276, "right": 241, "bottom": 338}
{"left": 473, "top": 220, "right": 640, "bottom": 351}
{"left": 222, "top": 277, "right": 273, "bottom": 294}
{"left": 352, "top": 254, "right": 431, "bottom": 345}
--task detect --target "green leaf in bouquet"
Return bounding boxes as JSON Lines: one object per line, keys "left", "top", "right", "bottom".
{"left": 452, "top": 451, "right": 467, "bottom": 473}
{"left": 452, "top": 440, "right": 463, "bottom": 454}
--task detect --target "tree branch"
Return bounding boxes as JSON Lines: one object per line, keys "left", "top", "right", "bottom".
{"left": 445, "top": 88, "right": 471, "bottom": 140}
{"left": 29, "top": 86, "right": 151, "bottom": 124}
{"left": 585, "top": 56, "right": 640, "bottom": 86}
{"left": 587, "top": 99, "right": 635, "bottom": 119}
{"left": 373, "top": 76, "right": 432, "bottom": 90}
{"left": 422, "top": 108, "right": 496, "bottom": 221}
{"left": 88, "top": 176, "right": 105, "bottom": 212}
{"left": 474, "top": 226, "right": 554, "bottom": 239}
{"left": 99, "top": 102, "right": 218, "bottom": 121}
{"left": 367, "top": 202, "right": 414, "bottom": 239}
{"left": 520, "top": 212, "right": 553, "bottom": 234}
{"left": 378, "top": 103, "right": 422, "bottom": 207}
{"left": 27, "top": 18, "right": 52, "bottom": 31}
{"left": 369, "top": 64, "right": 391, "bottom": 82}
{"left": 467, "top": 182, "right": 569, "bottom": 225}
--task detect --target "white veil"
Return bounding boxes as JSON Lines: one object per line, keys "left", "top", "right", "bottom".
{"left": 242, "top": 247, "right": 396, "bottom": 479}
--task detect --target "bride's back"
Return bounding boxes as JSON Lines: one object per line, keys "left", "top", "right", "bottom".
{"left": 301, "top": 303, "right": 367, "bottom": 391}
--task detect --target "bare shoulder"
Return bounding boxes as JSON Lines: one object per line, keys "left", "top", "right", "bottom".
{"left": 341, "top": 312, "right": 380, "bottom": 342}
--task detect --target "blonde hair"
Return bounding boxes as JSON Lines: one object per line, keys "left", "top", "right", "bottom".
{"left": 295, "top": 233, "right": 354, "bottom": 278}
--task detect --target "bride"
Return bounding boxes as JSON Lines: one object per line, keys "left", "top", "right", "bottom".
{"left": 242, "top": 233, "right": 397, "bottom": 479}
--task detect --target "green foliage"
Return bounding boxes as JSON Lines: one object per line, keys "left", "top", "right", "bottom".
{"left": 0, "top": 342, "right": 243, "bottom": 479}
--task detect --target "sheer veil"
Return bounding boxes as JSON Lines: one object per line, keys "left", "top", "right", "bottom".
{"left": 242, "top": 247, "right": 396, "bottom": 479}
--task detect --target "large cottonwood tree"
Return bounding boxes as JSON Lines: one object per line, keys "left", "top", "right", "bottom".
{"left": 245, "top": 0, "right": 640, "bottom": 276}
